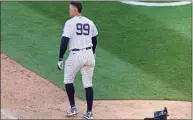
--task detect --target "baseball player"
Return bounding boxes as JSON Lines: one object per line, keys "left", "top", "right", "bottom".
{"left": 57, "top": 1, "right": 98, "bottom": 119}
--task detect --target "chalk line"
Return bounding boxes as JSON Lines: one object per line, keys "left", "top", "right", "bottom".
{"left": 120, "top": 1, "right": 192, "bottom": 7}
{"left": 1, "top": 109, "right": 18, "bottom": 119}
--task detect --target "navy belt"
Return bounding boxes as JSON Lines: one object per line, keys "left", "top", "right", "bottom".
{"left": 72, "top": 47, "right": 92, "bottom": 51}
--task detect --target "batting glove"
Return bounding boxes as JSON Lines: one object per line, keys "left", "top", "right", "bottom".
{"left": 57, "top": 58, "right": 63, "bottom": 70}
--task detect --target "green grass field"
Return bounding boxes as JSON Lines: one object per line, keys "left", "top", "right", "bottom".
{"left": 1, "top": 2, "right": 192, "bottom": 101}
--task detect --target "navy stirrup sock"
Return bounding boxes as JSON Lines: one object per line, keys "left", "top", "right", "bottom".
{"left": 65, "top": 83, "right": 75, "bottom": 108}
{"left": 85, "top": 87, "right": 94, "bottom": 112}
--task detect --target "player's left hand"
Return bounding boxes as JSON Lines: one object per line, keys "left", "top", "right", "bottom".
{"left": 57, "top": 58, "right": 63, "bottom": 70}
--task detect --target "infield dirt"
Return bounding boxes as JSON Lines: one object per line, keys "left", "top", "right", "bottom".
{"left": 1, "top": 54, "right": 191, "bottom": 119}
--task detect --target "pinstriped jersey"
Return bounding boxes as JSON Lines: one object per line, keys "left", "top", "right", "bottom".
{"left": 62, "top": 16, "right": 98, "bottom": 50}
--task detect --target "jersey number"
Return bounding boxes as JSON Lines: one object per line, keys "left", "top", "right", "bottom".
{"left": 76, "top": 23, "right": 90, "bottom": 35}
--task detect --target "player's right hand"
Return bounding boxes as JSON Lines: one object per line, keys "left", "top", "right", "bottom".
{"left": 57, "top": 58, "right": 63, "bottom": 70}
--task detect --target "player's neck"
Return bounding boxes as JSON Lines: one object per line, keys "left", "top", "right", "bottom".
{"left": 73, "top": 13, "right": 81, "bottom": 17}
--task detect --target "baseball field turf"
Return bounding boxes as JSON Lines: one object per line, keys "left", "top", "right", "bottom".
{"left": 1, "top": 2, "right": 192, "bottom": 101}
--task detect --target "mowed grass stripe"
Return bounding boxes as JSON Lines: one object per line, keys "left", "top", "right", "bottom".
{"left": 131, "top": 4, "right": 192, "bottom": 39}
{"left": 1, "top": 2, "right": 191, "bottom": 100}
{"left": 1, "top": 2, "right": 65, "bottom": 86}
{"left": 21, "top": 2, "right": 192, "bottom": 97}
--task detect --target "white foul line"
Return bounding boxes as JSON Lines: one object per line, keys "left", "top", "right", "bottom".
{"left": 1, "top": 109, "right": 18, "bottom": 119}
{"left": 120, "top": 1, "right": 192, "bottom": 7}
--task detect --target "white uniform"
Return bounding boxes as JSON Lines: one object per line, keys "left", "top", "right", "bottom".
{"left": 62, "top": 16, "right": 98, "bottom": 88}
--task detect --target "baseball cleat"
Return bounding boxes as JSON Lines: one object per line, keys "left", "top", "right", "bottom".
{"left": 83, "top": 111, "right": 93, "bottom": 119}
{"left": 65, "top": 107, "right": 78, "bottom": 117}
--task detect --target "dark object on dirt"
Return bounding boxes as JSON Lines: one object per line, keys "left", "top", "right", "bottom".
{"left": 144, "top": 107, "right": 169, "bottom": 120}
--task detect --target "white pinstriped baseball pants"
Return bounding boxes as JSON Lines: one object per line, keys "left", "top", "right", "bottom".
{"left": 63, "top": 48, "right": 95, "bottom": 88}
